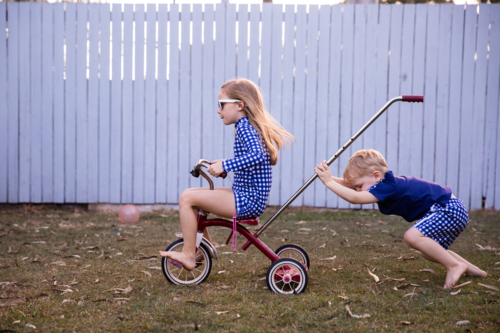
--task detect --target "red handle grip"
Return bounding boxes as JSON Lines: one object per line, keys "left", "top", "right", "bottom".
{"left": 209, "top": 162, "right": 227, "bottom": 179}
{"left": 402, "top": 95, "right": 424, "bottom": 103}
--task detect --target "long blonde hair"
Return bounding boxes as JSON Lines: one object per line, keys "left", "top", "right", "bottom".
{"left": 220, "top": 79, "right": 295, "bottom": 165}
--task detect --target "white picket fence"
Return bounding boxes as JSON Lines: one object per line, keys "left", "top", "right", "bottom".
{"left": 1, "top": 3, "right": 499, "bottom": 211}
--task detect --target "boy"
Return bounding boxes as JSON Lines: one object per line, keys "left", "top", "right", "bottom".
{"left": 314, "top": 149, "right": 487, "bottom": 289}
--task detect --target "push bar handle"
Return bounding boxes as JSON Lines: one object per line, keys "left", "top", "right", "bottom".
{"left": 402, "top": 95, "right": 424, "bottom": 103}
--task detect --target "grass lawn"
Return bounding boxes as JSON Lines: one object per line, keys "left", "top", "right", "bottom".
{"left": 0, "top": 205, "right": 499, "bottom": 332}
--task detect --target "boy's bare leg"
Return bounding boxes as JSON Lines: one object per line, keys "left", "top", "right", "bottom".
{"left": 159, "top": 187, "right": 235, "bottom": 271}
{"left": 404, "top": 227, "right": 467, "bottom": 289}
{"left": 447, "top": 250, "right": 487, "bottom": 278}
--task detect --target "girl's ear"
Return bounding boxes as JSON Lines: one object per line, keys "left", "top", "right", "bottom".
{"left": 237, "top": 101, "right": 245, "bottom": 111}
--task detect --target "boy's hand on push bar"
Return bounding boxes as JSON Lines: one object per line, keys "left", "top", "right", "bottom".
{"left": 315, "top": 161, "right": 333, "bottom": 185}
{"left": 208, "top": 160, "right": 225, "bottom": 177}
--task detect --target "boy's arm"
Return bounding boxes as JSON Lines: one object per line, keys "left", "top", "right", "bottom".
{"left": 315, "top": 161, "right": 379, "bottom": 205}
{"left": 331, "top": 176, "right": 352, "bottom": 188}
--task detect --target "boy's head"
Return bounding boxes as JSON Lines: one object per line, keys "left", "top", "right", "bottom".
{"left": 343, "top": 150, "right": 388, "bottom": 191}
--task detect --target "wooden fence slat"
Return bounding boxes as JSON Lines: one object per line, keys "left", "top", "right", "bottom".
{"left": 471, "top": 5, "right": 490, "bottom": 210}
{"left": 303, "top": 5, "right": 319, "bottom": 207}
{"left": 237, "top": 4, "right": 249, "bottom": 79}
{"left": 279, "top": 4, "right": 295, "bottom": 205}
{"left": 446, "top": 6, "right": 464, "bottom": 194}
{"left": 248, "top": 4, "right": 260, "bottom": 85}
{"left": 338, "top": 4, "right": 354, "bottom": 209}
{"left": 0, "top": 2, "right": 7, "bottom": 202}
{"left": 485, "top": 5, "right": 500, "bottom": 209}
{"left": 374, "top": 5, "right": 391, "bottom": 159}
{"left": 201, "top": 5, "right": 214, "bottom": 165}
{"left": 386, "top": 5, "right": 402, "bottom": 177}
{"left": 178, "top": 4, "right": 191, "bottom": 196}
{"left": 326, "top": 5, "right": 342, "bottom": 209}
{"left": 121, "top": 4, "right": 133, "bottom": 203}
{"left": 167, "top": 4, "right": 180, "bottom": 203}
{"left": 350, "top": 4, "right": 367, "bottom": 210}
{"left": 19, "top": 3, "right": 31, "bottom": 202}
{"left": 268, "top": 4, "right": 283, "bottom": 206}
{"left": 363, "top": 4, "right": 378, "bottom": 154}
{"left": 156, "top": 4, "right": 168, "bottom": 202}
{"left": 64, "top": 3, "right": 77, "bottom": 203}
{"left": 260, "top": 3, "right": 272, "bottom": 104}
{"left": 76, "top": 3, "right": 88, "bottom": 202}
{"left": 290, "top": 5, "right": 307, "bottom": 207}
{"left": 109, "top": 4, "right": 122, "bottom": 203}
{"left": 457, "top": 5, "right": 478, "bottom": 207}
{"left": 133, "top": 4, "right": 145, "bottom": 203}
{"left": 212, "top": 3, "right": 225, "bottom": 189}
{"left": 30, "top": 3, "right": 42, "bottom": 203}
{"left": 190, "top": 4, "right": 203, "bottom": 190}
{"left": 87, "top": 4, "right": 99, "bottom": 203}
{"left": 7, "top": 3, "right": 19, "bottom": 203}
{"left": 446, "top": 5, "right": 465, "bottom": 195}
{"left": 410, "top": 4, "right": 426, "bottom": 179}
{"left": 144, "top": 4, "right": 157, "bottom": 203}
{"left": 434, "top": 4, "right": 452, "bottom": 187}
{"left": 398, "top": 5, "right": 416, "bottom": 178}
{"left": 314, "top": 5, "right": 331, "bottom": 208}
{"left": 422, "top": 5, "right": 439, "bottom": 182}
{"left": 98, "top": 3, "right": 111, "bottom": 203}
{"left": 224, "top": 4, "right": 237, "bottom": 188}
{"left": 53, "top": 3, "right": 64, "bottom": 203}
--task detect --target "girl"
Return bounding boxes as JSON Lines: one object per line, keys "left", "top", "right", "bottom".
{"left": 160, "top": 79, "right": 295, "bottom": 271}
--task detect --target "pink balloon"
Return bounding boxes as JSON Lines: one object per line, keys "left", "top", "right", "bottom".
{"left": 118, "top": 204, "right": 140, "bottom": 223}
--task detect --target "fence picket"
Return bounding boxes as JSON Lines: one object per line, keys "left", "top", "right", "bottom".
{"left": 98, "top": 3, "right": 111, "bottom": 203}
{"left": 434, "top": 4, "right": 452, "bottom": 188}
{"left": 471, "top": 5, "right": 490, "bottom": 210}
{"left": 88, "top": 4, "right": 99, "bottom": 203}
{"left": 269, "top": 4, "right": 283, "bottom": 206}
{"left": 447, "top": 5, "right": 465, "bottom": 195}
{"left": 314, "top": 5, "right": 331, "bottom": 208}
{"left": 121, "top": 4, "right": 134, "bottom": 203}
{"left": 248, "top": 4, "right": 260, "bottom": 85}
{"left": 201, "top": 5, "right": 215, "bottom": 165}
{"left": 19, "top": 3, "right": 31, "bottom": 203}
{"left": 422, "top": 5, "right": 439, "bottom": 183}
{"left": 190, "top": 4, "right": 203, "bottom": 189}
{"left": 53, "top": 3, "right": 64, "bottom": 203}
{"left": 485, "top": 5, "right": 500, "bottom": 209}
{"left": 237, "top": 4, "right": 249, "bottom": 79}
{"left": 144, "top": 4, "right": 157, "bottom": 203}
{"left": 326, "top": 5, "right": 342, "bottom": 209}
{"left": 280, "top": 5, "right": 295, "bottom": 205}
{"left": 156, "top": 4, "right": 168, "bottom": 202}
{"left": 167, "top": 4, "right": 179, "bottom": 203}
{"left": 30, "top": 3, "right": 42, "bottom": 203}
{"left": 0, "top": 2, "right": 7, "bottom": 202}
{"left": 76, "top": 3, "right": 88, "bottom": 203}
{"left": 290, "top": 5, "right": 307, "bottom": 207}
{"left": 134, "top": 5, "right": 146, "bottom": 203}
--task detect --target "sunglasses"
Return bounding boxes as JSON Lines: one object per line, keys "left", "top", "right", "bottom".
{"left": 218, "top": 99, "right": 241, "bottom": 110}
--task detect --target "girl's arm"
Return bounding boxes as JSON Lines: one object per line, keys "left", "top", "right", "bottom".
{"left": 315, "top": 162, "right": 379, "bottom": 205}
{"left": 222, "top": 124, "right": 266, "bottom": 172}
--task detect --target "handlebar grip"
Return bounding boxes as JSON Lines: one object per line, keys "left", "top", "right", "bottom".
{"left": 402, "top": 95, "right": 424, "bottom": 103}
{"left": 220, "top": 172, "right": 227, "bottom": 179}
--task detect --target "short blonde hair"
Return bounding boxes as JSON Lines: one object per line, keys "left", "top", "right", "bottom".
{"left": 343, "top": 149, "right": 388, "bottom": 182}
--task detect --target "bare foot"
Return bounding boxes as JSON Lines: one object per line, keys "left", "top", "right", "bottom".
{"left": 158, "top": 251, "right": 196, "bottom": 271}
{"left": 465, "top": 265, "right": 487, "bottom": 278}
{"left": 444, "top": 262, "right": 468, "bottom": 289}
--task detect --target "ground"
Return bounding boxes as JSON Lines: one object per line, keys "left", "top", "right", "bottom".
{"left": 0, "top": 205, "right": 499, "bottom": 332}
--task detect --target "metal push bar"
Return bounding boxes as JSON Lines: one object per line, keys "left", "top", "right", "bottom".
{"left": 248, "top": 95, "right": 424, "bottom": 241}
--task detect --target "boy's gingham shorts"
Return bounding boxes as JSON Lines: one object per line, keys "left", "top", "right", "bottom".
{"left": 413, "top": 198, "right": 469, "bottom": 250}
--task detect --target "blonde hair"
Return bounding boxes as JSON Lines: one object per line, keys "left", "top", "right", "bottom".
{"left": 220, "top": 79, "right": 295, "bottom": 165}
{"left": 343, "top": 149, "right": 388, "bottom": 182}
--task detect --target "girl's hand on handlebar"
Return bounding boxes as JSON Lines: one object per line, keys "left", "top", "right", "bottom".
{"left": 208, "top": 160, "right": 225, "bottom": 177}
{"left": 315, "top": 161, "right": 333, "bottom": 185}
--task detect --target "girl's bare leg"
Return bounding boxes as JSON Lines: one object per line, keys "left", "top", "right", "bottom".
{"left": 404, "top": 227, "right": 467, "bottom": 289}
{"left": 159, "top": 187, "right": 235, "bottom": 270}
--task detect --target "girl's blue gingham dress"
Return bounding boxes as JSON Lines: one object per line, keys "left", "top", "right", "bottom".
{"left": 222, "top": 117, "right": 272, "bottom": 219}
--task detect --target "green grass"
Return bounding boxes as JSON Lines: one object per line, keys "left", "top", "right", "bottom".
{"left": 0, "top": 205, "right": 499, "bottom": 332}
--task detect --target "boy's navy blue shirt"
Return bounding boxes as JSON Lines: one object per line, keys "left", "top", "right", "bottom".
{"left": 368, "top": 171, "right": 452, "bottom": 222}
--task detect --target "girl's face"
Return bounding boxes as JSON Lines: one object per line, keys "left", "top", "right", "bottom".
{"left": 217, "top": 91, "right": 245, "bottom": 125}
